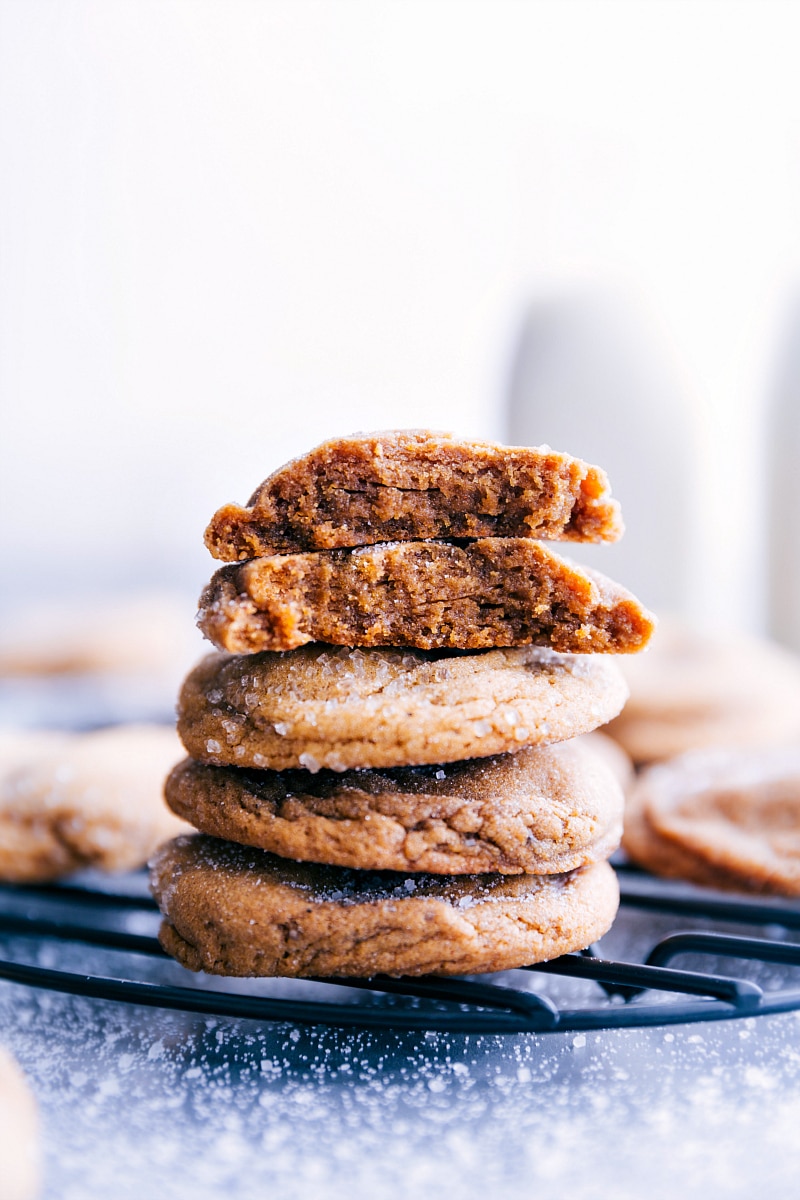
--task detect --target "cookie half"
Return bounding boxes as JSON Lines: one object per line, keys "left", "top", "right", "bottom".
{"left": 624, "top": 747, "right": 800, "bottom": 895}
{"left": 165, "top": 740, "right": 624, "bottom": 875}
{"left": 204, "top": 430, "right": 623, "bottom": 561}
{"left": 0, "top": 724, "right": 188, "bottom": 882}
{"left": 150, "top": 834, "right": 620, "bottom": 977}
{"left": 198, "top": 538, "right": 654, "bottom": 655}
{"left": 178, "top": 646, "right": 628, "bottom": 772}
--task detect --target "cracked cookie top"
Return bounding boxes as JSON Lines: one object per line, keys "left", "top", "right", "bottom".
{"left": 177, "top": 644, "right": 628, "bottom": 772}
{"left": 150, "top": 833, "right": 620, "bottom": 977}
{"left": 165, "top": 738, "right": 624, "bottom": 875}
{"left": 624, "top": 746, "right": 800, "bottom": 895}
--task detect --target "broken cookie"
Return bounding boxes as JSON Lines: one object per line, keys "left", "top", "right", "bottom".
{"left": 198, "top": 538, "right": 654, "bottom": 655}
{"left": 204, "top": 431, "right": 623, "bottom": 560}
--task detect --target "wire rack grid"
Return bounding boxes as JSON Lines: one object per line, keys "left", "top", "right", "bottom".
{"left": 2, "top": 861, "right": 800, "bottom": 1035}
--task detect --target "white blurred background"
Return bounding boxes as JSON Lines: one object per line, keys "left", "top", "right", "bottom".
{"left": 2, "top": 0, "right": 800, "bottom": 637}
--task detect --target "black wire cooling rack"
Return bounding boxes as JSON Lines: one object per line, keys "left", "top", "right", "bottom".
{"left": 3, "top": 862, "right": 800, "bottom": 1034}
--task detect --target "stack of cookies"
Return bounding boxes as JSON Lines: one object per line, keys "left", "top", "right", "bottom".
{"left": 151, "top": 432, "right": 655, "bottom": 978}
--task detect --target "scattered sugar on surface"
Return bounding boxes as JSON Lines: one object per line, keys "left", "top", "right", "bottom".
{"left": 3, "top": 938, "right": 800, "bottom": 1200}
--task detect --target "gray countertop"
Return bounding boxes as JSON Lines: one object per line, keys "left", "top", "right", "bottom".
{"left": 3, "top": 913, "right": 800, "bottom": 1200}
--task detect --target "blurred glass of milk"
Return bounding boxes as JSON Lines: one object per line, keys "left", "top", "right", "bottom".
{"left": 506, "top": 291, "right": 699, "bottom": 616}
{"left": 768, "top": 295, "right": 800, "bottom": 653}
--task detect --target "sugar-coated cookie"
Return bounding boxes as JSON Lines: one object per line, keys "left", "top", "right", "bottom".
{"left": 198, "top": 538, "right": 654, "bottom": 655}
{"left": 624, "top": 746, "right": 800, "bottom": 895}
{"left": 165, "top": 739, "right": 624, "bottom": 875}
{"left": 178, "top": 646, "right": 628, "bottom": 772}
{"left": 204, "top": 431, "right": 623, "bottom": 561}
{"left": 151, "top": 834, "right": 619, "bottom": 977}
{"left": 0, "top": 724, "right": 189, "bottom": 882}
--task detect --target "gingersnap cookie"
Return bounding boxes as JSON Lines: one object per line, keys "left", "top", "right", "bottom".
{"left": 624, "top": 747, "right": 800, "bottom": 895}
{"left": 165, "top": 740, "right": 624, "bottom": 875}
{"left": 605, "top": 619, "right": 800, "bottom": 763}
{"left": 622, "top": 786, "right": 740, "bottom": 890}
{"left": 198, "top": 538, "right": 655, "bottom": 656}
{"left": 178, "top": 645, "right": 628, "bottom": 772}
{"left": 0, "top": 724, "right": 189, "bottom": 882}
{"left": 204, "top": 430, "right": 623, "bottom": 561}
{"left": 150, "top": 834, "right": 619, "bottom": 977}
{"left": 0, "top": 1047, "right": 39, "bottom": 1200}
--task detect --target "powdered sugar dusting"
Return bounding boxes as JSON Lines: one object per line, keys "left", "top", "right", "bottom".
{"left": 2, "top": 927, "right": 798, "bottom": 1200}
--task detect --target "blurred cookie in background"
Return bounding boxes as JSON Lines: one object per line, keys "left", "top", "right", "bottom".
{"left": 604, "top": 618, "right": 800, "bottom": 765}
{"left": 0, "top": 724, "right": 189, "bottom": 882}
{"left": 0, "top": 1046, "right": 39, "bottom": 1200}
{"left": 0, "top": 728, "right": 71, "bottom": 772}
{"left": 0, "top": 593, "right": 205, "bottom": 728}
{"left": 624, "top": 745, "right": 800, "bottom": 895}
{"left": 0, "top": 593, "right": 202, "bottom": 677}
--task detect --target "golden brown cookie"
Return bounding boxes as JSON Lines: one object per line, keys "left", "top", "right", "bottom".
{"left": 0, "top": 1047, "right": 39, "bottom": 1200}
{"left": 204, "top": 430, "right": 623, "bottom": 561}
{"left": 150, "top": 834, "right": 620, "bottom": 977}
{"left": 178, "top": 646, "right": 628, "bottom": 772}
{"left": 198, "top": 538, "right": 655, "bottom": 655}
{"left": 606, "top": 619, "right": 800, "bottom": 763}
{"left": 165, "top": 740, "right": 624, "bottom": 875}
{"left": 0, "top": 724, "right": 189, "bottom": 882}
{"left": 624, "top": 747, "right": 800, "bottom": 895}
{"left": 622, "top": 786, "right": 740, "bottom": 890}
